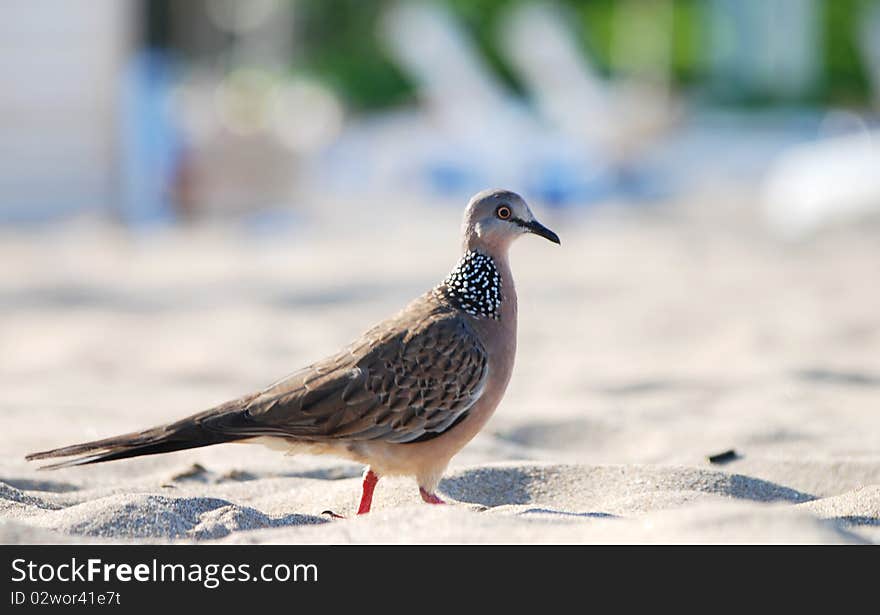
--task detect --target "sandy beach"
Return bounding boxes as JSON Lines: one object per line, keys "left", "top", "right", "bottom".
{"left": 2, "top": 193, "right": 879, "bottom": 544}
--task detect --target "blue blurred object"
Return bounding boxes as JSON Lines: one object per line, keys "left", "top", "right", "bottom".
{"left": 613, "top": 163, "right": 678, "bottom": 204}
{"left": 241, "top": 208, "right": 305, "bottom": 237}
{"left": 523, "top": 157, "right": 615, "bottom": 209}
{"left": 424, "top": 158, "right": 486, "bottom": 197}
{"left": 118, "top": 49, "right": 183, "bottom": 228}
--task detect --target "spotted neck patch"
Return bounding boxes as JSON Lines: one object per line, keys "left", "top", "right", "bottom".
{"left": 438, "top": 250, "right": 502, "bottom": 319}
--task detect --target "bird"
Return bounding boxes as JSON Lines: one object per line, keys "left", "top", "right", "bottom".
{"left": 27, "top": 189, "right": 560, "bottom": 515}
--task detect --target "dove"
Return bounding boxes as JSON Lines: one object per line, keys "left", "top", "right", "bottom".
{"left": 27, "top": 189, "right": 560, "bottom": 515}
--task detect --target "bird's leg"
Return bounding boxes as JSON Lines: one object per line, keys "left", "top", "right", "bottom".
{"left": 357, "top": 469, "right": 380, "bottom": 515}
{"left": 419, "top": 487, "right": 445, "bottom": 505}
{"left": 322, "top": 468, "right": 380, "bottom": 519}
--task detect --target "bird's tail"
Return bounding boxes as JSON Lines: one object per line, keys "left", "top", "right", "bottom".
{"left": 26, "top": 399, "right": 255, "bottom": 470}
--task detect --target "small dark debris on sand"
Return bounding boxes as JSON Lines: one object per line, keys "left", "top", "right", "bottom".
{"left": 708, "top": 449, "right": 740, "bottom": 465}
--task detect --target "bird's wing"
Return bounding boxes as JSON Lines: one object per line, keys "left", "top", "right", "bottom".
{"left": 235, "top": 308, "right": 489, "bottom": 443}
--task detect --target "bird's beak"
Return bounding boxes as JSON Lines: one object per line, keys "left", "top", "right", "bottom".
{"left": 523, "top": 219, "right": 561, "bottom": 245}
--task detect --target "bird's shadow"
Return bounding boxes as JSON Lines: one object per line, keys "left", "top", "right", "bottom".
{"left": 439, "top": 464, "right": 816, "bottom": 513}
{"left": 514, "top": 508, "right": 618, "bottom": 520}
{"left": 440, "top": 468, "right": 534, "bottom": 507}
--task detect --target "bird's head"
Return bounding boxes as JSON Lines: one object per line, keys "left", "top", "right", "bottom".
{"left": 461, "top": 189, "right": 560, "bottom": 253}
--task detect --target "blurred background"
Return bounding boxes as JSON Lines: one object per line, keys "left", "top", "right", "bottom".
{"left": 1, "top": 0, "right": 878, "bottom": 232}
{"left": 2, "top": 1, "right": 880, "bottom": 473}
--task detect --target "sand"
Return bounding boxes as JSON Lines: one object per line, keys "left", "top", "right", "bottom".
{"left": 1, "top": 191, "right": 879, "bottom": 543}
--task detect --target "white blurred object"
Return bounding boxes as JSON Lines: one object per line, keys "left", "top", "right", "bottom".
{"left": 272, "top": 79, "right": 344, "bottom": 155}
{"left": 499, "top": 3, "right": 610, "bottom": 144}
{"left": 498, "top": 1, "right": 678, "bottom": 161}
{"left": 214, "top": 69, "right": 277, "bottom": 137}
{"left": 762, "top": 129, "right": 880, "bottom": 240}
{"left": 0, "top": 0, "right": 134, "bottom": 221}
{"left": 378, "top": 1, "right": 554, "bottom": 198}
{"left": 381, "top": 2, "right": 510, "bottom": 131}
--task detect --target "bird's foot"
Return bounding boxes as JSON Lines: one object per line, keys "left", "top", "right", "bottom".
{"left": 419, "top": 488, "right": 445, "bottom": 505}
{"left": 321, "top": 469, "right": 381, "bottom": 519}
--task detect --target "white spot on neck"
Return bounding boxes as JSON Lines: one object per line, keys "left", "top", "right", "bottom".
{"left": 438, "top": 250, "right": 502, "bottom": 319}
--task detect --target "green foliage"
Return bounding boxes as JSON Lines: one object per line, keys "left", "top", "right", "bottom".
{"left": 289, "top": 0, "right": 873, "bottom": 110}
{"left": 571, "top": 0, "right": 615, "bottom": 75}
{"left": 823, "top": 0, "right": 872, "bottom": 104}
{"left": 292, "top": 0, "right": 414, "bottom": 109}
{"left": 669, "top": 0, "right": 709, "bottom": 83}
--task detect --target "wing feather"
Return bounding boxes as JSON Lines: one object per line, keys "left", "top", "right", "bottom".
{"left": 237, "top": 307, "right": 488, "bottom": 443}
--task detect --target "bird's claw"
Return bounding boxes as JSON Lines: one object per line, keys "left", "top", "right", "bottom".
{"left": 419, "top": 488, "right": 445, "bottom": 505}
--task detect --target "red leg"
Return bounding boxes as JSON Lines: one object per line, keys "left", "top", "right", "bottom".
{"left": 419, "top": 487, "right": 445, "bottom": 505}
{"left": 357, "top": 470, "right": 380, "bottom": 515}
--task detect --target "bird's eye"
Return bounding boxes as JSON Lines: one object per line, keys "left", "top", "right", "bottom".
{"left": 496, "top": 205, "right": 511, "bottom": 220}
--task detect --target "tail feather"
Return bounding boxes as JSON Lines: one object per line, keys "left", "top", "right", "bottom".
{"left": 26, "top": 399, "right": 257, "bottom": 470}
